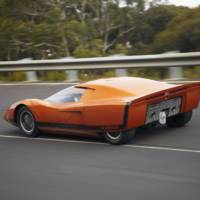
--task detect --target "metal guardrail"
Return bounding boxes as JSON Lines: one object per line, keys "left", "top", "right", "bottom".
{"left": 0, "top": 52, "right": 200, "bottom": 81}
{"left": 0, "top": 52, "right": 200, "bottom": 72}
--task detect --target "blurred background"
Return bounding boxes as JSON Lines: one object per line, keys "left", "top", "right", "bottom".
{"left": 0, "top": 0, "right": 199, "bottom": 82}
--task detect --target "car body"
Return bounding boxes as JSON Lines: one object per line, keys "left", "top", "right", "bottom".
{"left": 4, "top": 77, "right": 200, "bottom": 144}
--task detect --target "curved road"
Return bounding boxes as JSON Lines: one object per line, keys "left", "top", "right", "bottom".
{"left": 0, "top": 84, "right": 200, "bottom": 200}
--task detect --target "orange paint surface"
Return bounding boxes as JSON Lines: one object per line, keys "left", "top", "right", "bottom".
{"left": 4, "top": 77, "right": 200, "bottom": 134}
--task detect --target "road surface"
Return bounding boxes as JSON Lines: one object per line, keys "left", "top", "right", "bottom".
{"left": 0, "top": 84, "right": 200, "bottom": 200}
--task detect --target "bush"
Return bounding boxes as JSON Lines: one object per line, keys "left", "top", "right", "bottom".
{"left": 37, "top": 71, "right": 66, "bottom": 81}
{"left": 183, "top": 66, "right": 200, "bottom": 79}
{"left": 128, "top": 68, "right": 169, "bottom": 80}
{"left": 0, "top": 72, "right": 26, "bottom": 81}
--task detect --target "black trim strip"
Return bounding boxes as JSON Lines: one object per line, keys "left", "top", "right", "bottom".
{"left": 120, "top": 102, "right": 130, "bottom": 129}
{"left": 37, "top": 102, "right": 130, "bottom": 131}
{"left": 37, "top": 122, "right": 104, "bottom": 130}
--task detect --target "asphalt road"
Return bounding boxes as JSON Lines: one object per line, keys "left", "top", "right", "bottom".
{"left": 0, "top": 84, "right": 200, "bottom": 200}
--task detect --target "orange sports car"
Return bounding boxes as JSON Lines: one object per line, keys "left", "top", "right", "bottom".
{"left": 4, "top": 77, "right": 200, "bottom": 144}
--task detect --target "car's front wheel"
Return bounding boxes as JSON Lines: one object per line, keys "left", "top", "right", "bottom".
{"left": 104, "top": 129, "right": 136, "bottom": 145}
{"left": 167, "top": 110, "right": 193, "bottom": 128}
{"left": 17, "top": 106, "right": 39, "bottom": 137}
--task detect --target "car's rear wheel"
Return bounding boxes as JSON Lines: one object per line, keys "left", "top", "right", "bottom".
{"left": 167, "top": 110, "right": 193, "bottom": 128}
{"left": 17, "top": 106, "right": 39, "bottom": 137}
{"left": 104, "top": 129, "right": 136, "bottom": 145}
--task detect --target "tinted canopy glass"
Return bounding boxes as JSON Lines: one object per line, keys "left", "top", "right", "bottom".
{"left": 45, "top": 86, "right": 85, "bottom": 103}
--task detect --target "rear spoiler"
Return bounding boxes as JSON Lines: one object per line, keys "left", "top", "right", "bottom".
{"left": 129, "top": 82, "right": 200, "bottom": 104}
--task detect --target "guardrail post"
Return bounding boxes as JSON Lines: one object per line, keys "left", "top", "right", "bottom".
{"left": 115, "top": 69, "right": 127, "bottom": 77}
{"left": 169, "top": 67, "right": 183, "bottom": 79}
{"left": 26, "top": 71, "right": 38, "bottom": 81}
{"left": 66, "top": 70, "right": 78, "bottom": 82}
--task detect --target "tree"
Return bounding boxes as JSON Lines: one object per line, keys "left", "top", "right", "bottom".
{"left": 154, "top": 7, "right": 200, "bottom": 53}
{"left": 0, "top": 0, "right": 199, "bottom": 61}
{"left": 126, "top": 5, "right": 188, "bottom": 54}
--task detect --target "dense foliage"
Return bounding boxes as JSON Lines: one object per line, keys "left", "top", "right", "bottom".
{"left": 0, "top": 0, "right": 199, "bottom": 61}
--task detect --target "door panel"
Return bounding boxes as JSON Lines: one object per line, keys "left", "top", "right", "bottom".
{"left": 55, "top": 102, "right": 83, "bottom": 125}
{"left": 36, "top": 102, "right": 83, "bottom": 125}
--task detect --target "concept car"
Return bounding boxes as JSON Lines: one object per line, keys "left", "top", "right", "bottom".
{"left": 4, "top": 77, "right": 200, "bottom": 144}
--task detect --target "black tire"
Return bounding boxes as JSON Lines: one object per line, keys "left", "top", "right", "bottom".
{"left": 16, "top": 106, "right": 39, "bottom": 137}
{"left": 167, "top": 110, "right": 193, "bottom": 128}
{"left": 104, "top": 129, "right": 136, "bottom": 145}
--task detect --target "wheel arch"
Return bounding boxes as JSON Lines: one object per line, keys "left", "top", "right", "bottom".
{"left": 13, "top": 99, "right": 42, "bottom": 124}
{"left": 14, "top": 104, "right": 28, "bottom": 124}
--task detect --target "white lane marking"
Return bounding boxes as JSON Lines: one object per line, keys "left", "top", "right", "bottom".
{"left": 0, "top": 82, "right": 79, "bottom": 86}
{"left": 0, "top": 134, "right": 105, "bottom": 146}
{"left": 0, "top": 134, "right": 200, "bottom": 154}
{"left": 125, "top": 144, "right": 200, "bottom": 154}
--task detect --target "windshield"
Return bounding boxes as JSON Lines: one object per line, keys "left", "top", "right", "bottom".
{"left": 45, "top": 86, "right": 85, "bottom": 103}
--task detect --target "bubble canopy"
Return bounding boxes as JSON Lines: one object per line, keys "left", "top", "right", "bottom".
{"left": 45, "top": 86, "right": 85, "bottom": 103}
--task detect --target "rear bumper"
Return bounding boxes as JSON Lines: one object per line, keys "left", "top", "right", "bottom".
{"left": 145, "top": 97, "right": 182, "bottom": 125}
{"left": 127, "top": 83, "right": 200, "bottom": 129}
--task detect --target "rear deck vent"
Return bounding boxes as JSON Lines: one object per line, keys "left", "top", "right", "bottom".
{"left": 146, "top": 92, "right": 165, "bottom": 101}
{"left": 169, "top": 88, "right": 186, "bottom": 94}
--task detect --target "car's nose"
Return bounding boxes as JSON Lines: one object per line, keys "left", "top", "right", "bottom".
{"left": 3, "top": 108, "right": 15, "bottom": 124}
{"left": 4, "top": 108, "right": 10, "bottom": 121}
